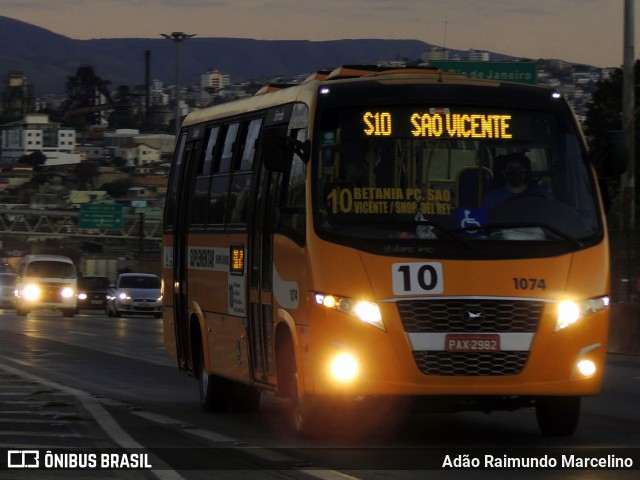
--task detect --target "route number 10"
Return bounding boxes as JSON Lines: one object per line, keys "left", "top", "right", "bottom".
{"left": 392, "top": 262, "right": 444, "bottom": 295}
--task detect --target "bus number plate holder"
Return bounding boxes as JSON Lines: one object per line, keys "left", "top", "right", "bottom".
{"left": 445, "top": 334, "right": 500, "bottom": 352}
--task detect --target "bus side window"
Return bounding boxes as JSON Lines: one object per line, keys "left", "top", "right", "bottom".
{"left": 191, "top": 126, "right": 220, "bottom": 227}
{"left": 219, "top": 123, "right": 239, "bottom": 173}
{"left": 207, "top": 123, "right": 238, "bottom": 226}
{"left": 276, "top": 129, "right": 307, "bottom": 244}
{"left": 164, "top": 133, "right": 187, "bottom": 231}
{"left": 229, "top": 118, "right": 262, "bottom": 225}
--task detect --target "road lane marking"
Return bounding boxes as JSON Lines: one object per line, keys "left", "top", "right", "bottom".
{"left": 0, "top": 359, "right": 186, "bottom": 480}
{"left": 68, "top": 330, "right": 98, "bottom": 336}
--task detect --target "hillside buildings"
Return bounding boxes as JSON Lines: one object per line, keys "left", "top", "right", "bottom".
{"left": 0, "top": 113, "right": 81, "bottom": 165}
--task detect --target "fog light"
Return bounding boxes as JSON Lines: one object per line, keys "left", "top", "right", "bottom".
{"left": 329, "top": 352, "right": 359, "bottom": 383}
{"left": 576, "top": 359, "right": 596, "bottom": 377}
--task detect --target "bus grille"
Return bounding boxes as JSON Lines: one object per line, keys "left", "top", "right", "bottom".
{"left": 398, "top": 299, "right": 542, "bottom": 333}
{"left": 413, "top": 351, "right": 530, "bottom": 376}
{"left": 398, "top": 299, "right": 543, "bottom": 376}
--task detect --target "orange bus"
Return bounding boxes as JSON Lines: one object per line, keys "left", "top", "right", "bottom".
{"left": 162, "top": 65, "right": 625, "bottom": 437}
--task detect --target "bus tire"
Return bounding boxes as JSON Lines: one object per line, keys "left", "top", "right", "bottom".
{"left": 198, "top": 347, "right": 231, "bottom": 412}
{"left": 291, "top": 372, "right": 329, "bottom": 438}
{"left": 535, "top": 396, "right": 580, "bottom": 436}
{"left": 230, "top": 382, "right": 261, "bottom": 413}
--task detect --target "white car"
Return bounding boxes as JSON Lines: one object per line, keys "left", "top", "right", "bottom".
{"left": 107, "top": 273, "right": 162, "bottom": 318}
{"left": 15, "top": 254, "right": 77, "bottom": 317}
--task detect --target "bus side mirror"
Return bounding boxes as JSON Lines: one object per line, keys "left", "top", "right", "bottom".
{"left": 260, "top": 130, "right": 310, "bottom": 172}
{"left": 592, "top": 130, "right": 628, "bottom": 177}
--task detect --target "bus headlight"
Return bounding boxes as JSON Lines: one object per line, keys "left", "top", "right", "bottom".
{"left": 61, "top": 287, "right": 74, "bottom": 298}
{"left": 329, "top": 352, "right": 359, "bottom": 383}
{"left": 78, "top": 293, "right": 88, "bottom": 300}
{"left": 23, "top": 284, "right": 40, "bottom": 301}
{"left": 314, "top": 293, "right": 385, "bottom": 331}
{"left": 555, "top": 296, "right": 609, "bottom": 332}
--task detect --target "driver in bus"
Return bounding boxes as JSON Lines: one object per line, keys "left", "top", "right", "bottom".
{"left": 482, "top": 152, "right": 549, "bottom": 208}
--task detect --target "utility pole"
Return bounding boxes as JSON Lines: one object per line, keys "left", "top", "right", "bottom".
{"left": 161, "top": 32, "right": 196, "bottom": 139}
{"left": 622, "top": 0, "right": 636, "bottom": 301}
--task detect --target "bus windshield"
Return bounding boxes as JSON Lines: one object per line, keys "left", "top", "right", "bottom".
{"left": 314, "top": 105, "right": 600, "bottom": 255}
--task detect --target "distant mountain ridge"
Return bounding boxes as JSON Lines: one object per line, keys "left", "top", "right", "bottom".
{"left": 0, "top": 15, "right": 521, "bottom": 95}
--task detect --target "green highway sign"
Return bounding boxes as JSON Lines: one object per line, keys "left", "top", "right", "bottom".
{"left": 429, "top": 61, "right": 538, "bottom": 85}
{"left": 79, "top": 204, "right": 124, "bottom": 229}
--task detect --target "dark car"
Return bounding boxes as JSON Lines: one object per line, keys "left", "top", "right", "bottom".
{"left": 76, "top": 276, "right": 111, "bottom": 312}
{"left": 0, "top": 272, "right": 17, "bottom": 308}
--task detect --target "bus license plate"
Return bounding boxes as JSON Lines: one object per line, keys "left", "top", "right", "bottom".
{"left": 445, "top": 334, "right": 500, "bottom": 352}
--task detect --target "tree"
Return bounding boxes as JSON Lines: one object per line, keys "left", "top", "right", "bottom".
{"left": 73, "top": 161, "right": 100, "bottom": 189}
{"left": 100, "top": 179, "right": 131, "bottom": 198}
{"left": 20, "top": 151, "right": 47, "bottom": 170}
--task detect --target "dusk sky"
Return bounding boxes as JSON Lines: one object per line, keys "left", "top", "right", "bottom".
{"left": 1, "top": 0, "right": 637, "bottom": 68}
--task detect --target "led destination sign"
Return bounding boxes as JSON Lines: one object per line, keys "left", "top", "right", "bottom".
{"left": 363, "top": 109, "right": 513, "bottom": 139}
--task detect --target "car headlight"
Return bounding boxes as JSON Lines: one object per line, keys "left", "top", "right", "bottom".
{"left": 78, "top": 293, "right": 88, "bottom": 300}
{"left": 61, "top": 287, "right": 74, "bottom": 298}
{"left": 23, "top": 284, "right": 40, "bottom": 301}
{"left": 314, "top": 293, "right": 385, "bottom": 331}
{"left": 118, "top": 292, "right": 130, "bottom": 301}
{"left": 555, "top": 296, "right": 609, "bottom": 332}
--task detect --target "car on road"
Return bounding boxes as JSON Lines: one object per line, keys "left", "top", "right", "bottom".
{"left": 0, "top": 272, "right": 17, "bottom": 308}
{"left": 76, "top": 275, "right": 111, "bottom": 312}
{"left": 15, "top": 254, "right": 77, "bottom": 317}
{"left": 107, "top": 273, "right": 162, "bottom": 318}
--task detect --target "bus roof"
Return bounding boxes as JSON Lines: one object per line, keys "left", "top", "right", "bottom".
{"left": 182, "top": 64, "right": 551, "bottom": 127}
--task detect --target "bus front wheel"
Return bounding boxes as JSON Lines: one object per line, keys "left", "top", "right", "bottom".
{"left": 535, "top": 396, "right": 580, "bottom": 436}
{"left": 290, "top": 372, "right": 330, "bottom": 438}
{"left": 198, "top": 348, "right": 231, "bottom": 412}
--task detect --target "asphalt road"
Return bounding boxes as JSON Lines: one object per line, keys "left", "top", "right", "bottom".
{"left": 0, "top": 309, "right": 638, "bottom": 480}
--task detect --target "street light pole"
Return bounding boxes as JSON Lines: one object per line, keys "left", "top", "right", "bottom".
{"left": 161, "top": 32, "right": 196, "bottom": 139}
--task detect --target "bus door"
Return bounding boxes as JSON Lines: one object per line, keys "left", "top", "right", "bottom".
{"left": 247, "top": 152, "right": 280, "bottom": 386}
{"left": 171, "top": 128, "right": 203, "bottom": 372}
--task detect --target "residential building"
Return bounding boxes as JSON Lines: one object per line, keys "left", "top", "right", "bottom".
{"left": 0, "top": 113, "right": 81, "bottom": 165}
{"left": 467, "top": 49, "right": 491, "bottom": 61}
{"left": 103, "top": 129, "right": 175, "bottom": 157}
{"left": 114, "top": 143, "right": 161, "bottom": 167}
{"left": 2, "top": 72, "right": 36, "bottom": 119}
{"left": 422, "top": 47, "right": 449, "bottom": 62}
{"left": 201, "top": 70, "right": 231, "bottom": 94}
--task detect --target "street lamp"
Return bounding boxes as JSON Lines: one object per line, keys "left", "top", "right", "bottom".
{"left": 161, "top": 32, "right": 196, "bottom": 138}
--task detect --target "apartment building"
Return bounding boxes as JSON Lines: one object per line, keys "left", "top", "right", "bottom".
{"left": 0, "top": 113, "right": 81, "bottom": 165}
